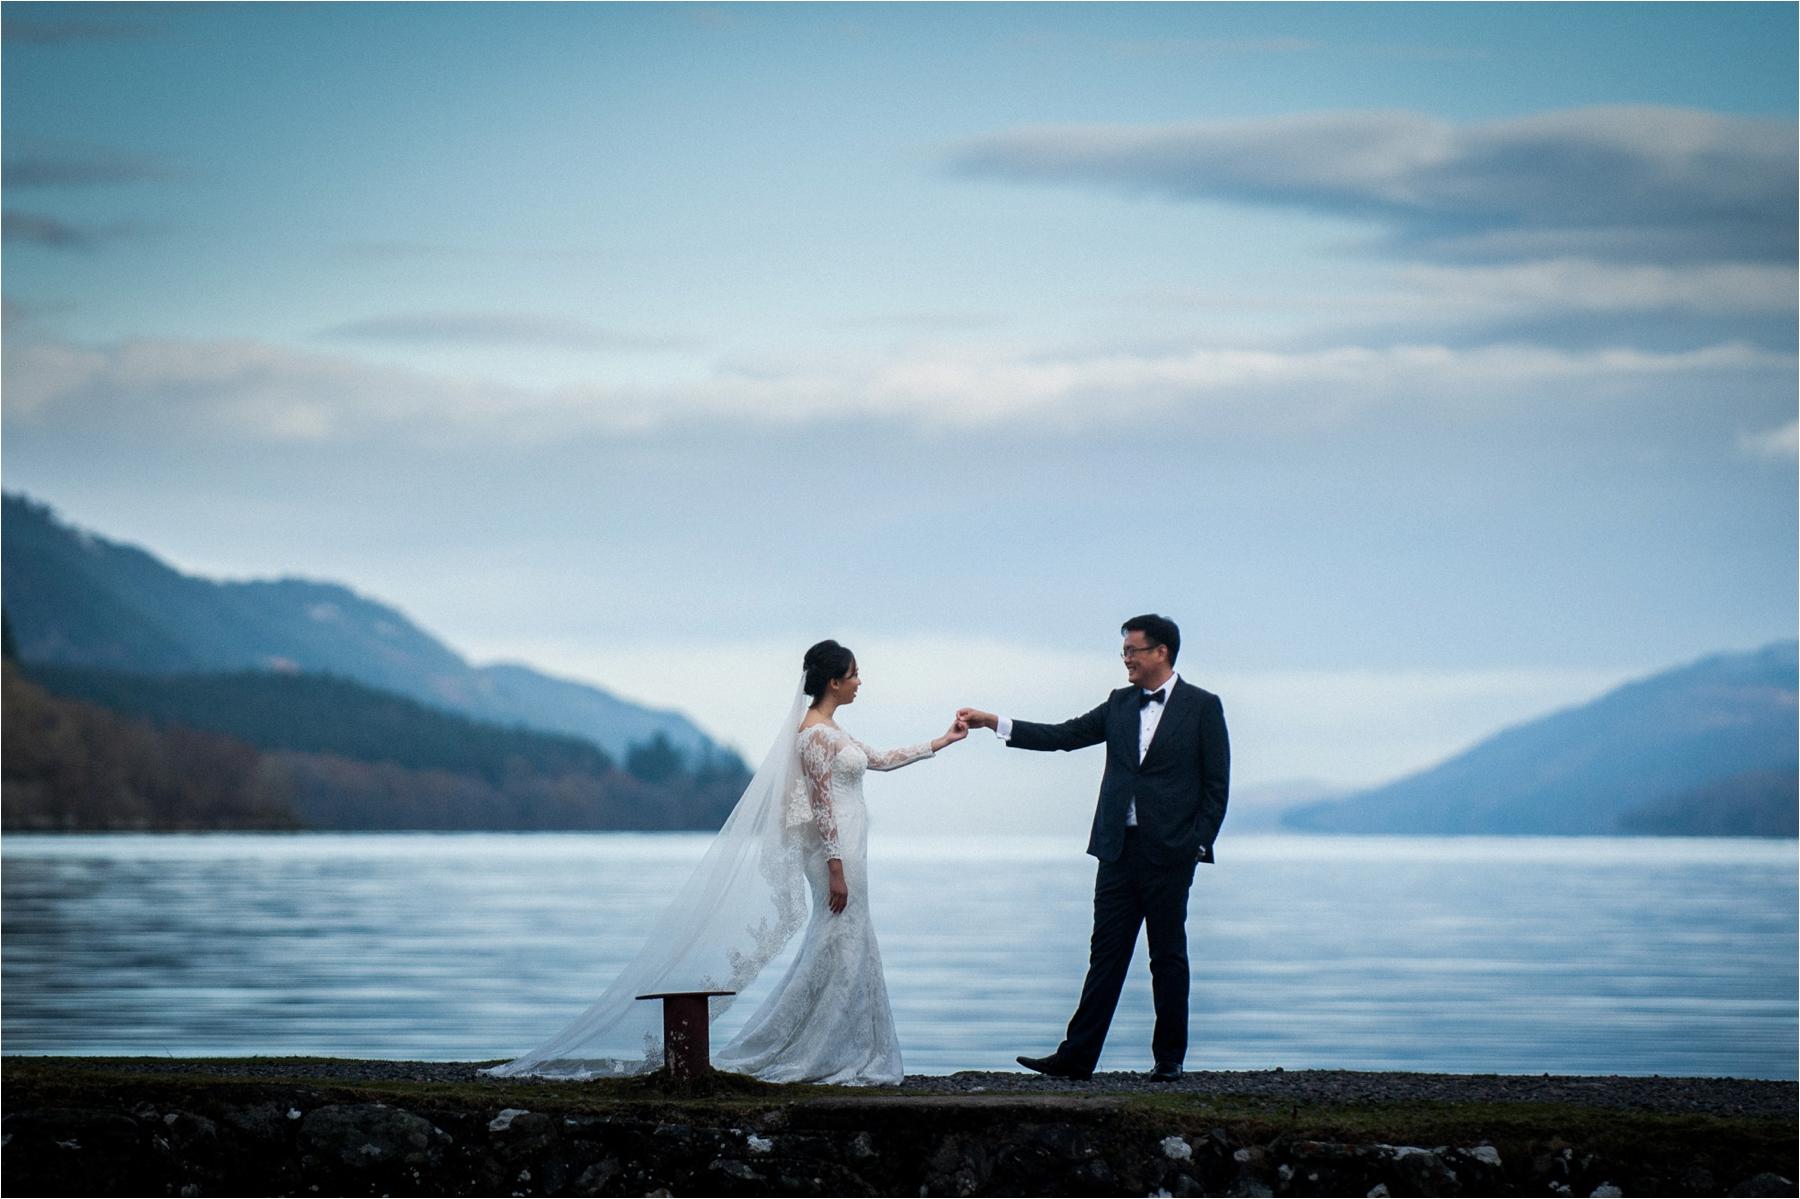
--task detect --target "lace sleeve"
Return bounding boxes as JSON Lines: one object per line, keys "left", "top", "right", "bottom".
{"left": 798, "top": 725, "right": 843, "bottom": 860}
{"left": 853, "top": 737, "right": 936, "bottom": 772}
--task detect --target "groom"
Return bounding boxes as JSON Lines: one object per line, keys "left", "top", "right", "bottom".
{"left": 959, "top": 614, "right": 1229, "bottom": 1082}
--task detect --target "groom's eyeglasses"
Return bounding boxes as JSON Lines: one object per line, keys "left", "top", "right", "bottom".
{"left": 1120, "top": 645, "right": 1163, "bottom": 660}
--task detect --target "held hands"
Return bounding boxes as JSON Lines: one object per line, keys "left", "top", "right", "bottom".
{"left": 957, "top": 708, "right": 998, "bottom": 731}
{"left": 931, "top": 715, "right": 970, "bottom": 752}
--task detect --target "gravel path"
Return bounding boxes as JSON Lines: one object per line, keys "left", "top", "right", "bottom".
{"left": 902, "top": 1068, "right": 1798, "bottom": 1118}
{"left": 13, "top": 1058, "right": 1793, "bottom": 1119}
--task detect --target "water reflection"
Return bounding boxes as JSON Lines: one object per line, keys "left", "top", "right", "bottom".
{"left": 3, "top": 833, "right": 1794, "bottom": 1078}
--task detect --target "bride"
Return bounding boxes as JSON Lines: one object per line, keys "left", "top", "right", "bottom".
{"left": 482, "top": 639, "right": 966, "bottom": 1085}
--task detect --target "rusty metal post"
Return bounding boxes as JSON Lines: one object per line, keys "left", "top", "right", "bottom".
{"left": 661, "top": 994, "right": 708, "bottom": 1080}
{"left": 635, "top": 990, "right": 735, "bottom": 1080}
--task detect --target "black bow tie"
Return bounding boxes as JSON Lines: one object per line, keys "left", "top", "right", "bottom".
{"left": 1139, "top": 689, "right": 1166, "bottom": 709}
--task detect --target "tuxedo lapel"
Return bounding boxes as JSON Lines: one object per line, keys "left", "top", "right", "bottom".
{"left": 1139, "top": 679, "right": 1188, "bottom": 767}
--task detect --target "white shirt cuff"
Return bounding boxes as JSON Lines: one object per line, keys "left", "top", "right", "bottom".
{"left": 995, "top": 716, "right": 1013, "bottom": 741}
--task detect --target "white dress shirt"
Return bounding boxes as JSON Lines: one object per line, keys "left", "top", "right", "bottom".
{"left": 996, "top": 672, "right": 1179, "bottom": 827}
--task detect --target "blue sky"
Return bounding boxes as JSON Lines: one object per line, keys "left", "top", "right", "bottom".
{"left": 5, "top": 3, "right": 1795, "bottom": 833}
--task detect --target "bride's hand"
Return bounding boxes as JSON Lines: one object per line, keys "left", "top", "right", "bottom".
{"left": 827, "top": 860, "right": 849, "bottom": 914}
{"left": 933, "top": 717, "right": 969, "bottom": 751}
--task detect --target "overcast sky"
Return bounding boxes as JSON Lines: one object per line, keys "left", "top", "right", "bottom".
{"left": 5, "top": 3, "right": 1795, "bottom": 835}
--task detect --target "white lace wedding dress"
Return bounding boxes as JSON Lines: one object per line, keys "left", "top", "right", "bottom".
{"left": 714, "top": 723, "right": 933, "bottom": 1086}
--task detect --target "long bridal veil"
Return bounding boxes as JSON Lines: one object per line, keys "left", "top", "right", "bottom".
{"left": 482, "top": 679, "right": 811, "bottom": 1079}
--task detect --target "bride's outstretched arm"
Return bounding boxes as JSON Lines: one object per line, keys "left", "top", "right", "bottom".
{"left": 857, "top": 716, "right": 967, "bottom": 771}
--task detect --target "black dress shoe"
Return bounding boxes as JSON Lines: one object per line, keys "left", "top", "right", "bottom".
{"left": 1016, "top": 1053, "right": 1093, "bottom": 1081}
{"left": 1149, "top": 1062, "right": 1183, "bottom": 1083}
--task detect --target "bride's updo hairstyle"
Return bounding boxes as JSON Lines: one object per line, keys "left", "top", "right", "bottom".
{"left": 802, "top": 640, "right": 856, "bottom": 701}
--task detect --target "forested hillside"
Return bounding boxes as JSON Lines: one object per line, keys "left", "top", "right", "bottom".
{"left": 2, "top": 662, "right": 298, "bottom": 831}
{"left": 2, "top": 492, "right": 724, "bottom": 759}
{"left": 4, "top": 654, "right": 749, "bottom": 833}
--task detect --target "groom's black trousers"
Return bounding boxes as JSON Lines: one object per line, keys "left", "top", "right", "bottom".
{"left": 1057, "top": 828, "right": 1197, "bottom": 1071}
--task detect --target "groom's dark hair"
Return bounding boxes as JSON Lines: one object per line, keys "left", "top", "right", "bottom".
{"left": 1121, "top": 614, "right": 1180, "bottom": 665}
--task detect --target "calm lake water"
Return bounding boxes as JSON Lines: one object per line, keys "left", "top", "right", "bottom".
{"left": 3, "top": 833, "right": 1794, "bottom": 1079}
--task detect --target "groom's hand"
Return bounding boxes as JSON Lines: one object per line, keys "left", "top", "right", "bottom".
{"left": 957, "top": 708, "right": 997, "bottom": 730}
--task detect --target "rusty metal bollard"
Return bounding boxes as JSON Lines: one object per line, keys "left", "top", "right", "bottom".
{"left": 634, "top": 990, "right": 736, "bottom": 1080}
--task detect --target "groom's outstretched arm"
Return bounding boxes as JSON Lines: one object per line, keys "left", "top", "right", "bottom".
{"left": 961, "top": 701, "right": 1109, "bottom": 753}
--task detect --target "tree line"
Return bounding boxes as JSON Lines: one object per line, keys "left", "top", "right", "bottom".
{"left": 3, "top": 662, "right": 298, "bottom": 830}
{"left": 2, "top": 645, "right": 751, "bottom": 833}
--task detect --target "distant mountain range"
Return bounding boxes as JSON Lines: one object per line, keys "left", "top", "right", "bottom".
{"left": 6, "top": 491, "right": 1791, "bottom": 839}
{"left": 1284, "top": 642, "right": 1798, "bottom": 836}
{"left": 1219, "top": 779, "right": 1347, "bottom": 832}
{"left": 1, "top": 492, "right": 723, "bottom": 760}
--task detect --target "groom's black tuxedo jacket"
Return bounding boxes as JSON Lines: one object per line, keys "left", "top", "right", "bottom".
{"left": 1009, "top": 678, "right": 1229, "bottom": 868}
